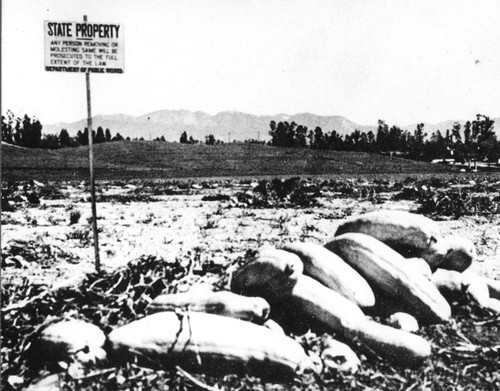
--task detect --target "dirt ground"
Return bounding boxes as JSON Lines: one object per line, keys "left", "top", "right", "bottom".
{"left": 3, "top": 181, "right": 499, "bottom": 290}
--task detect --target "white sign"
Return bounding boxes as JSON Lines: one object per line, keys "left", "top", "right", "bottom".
{"left": 44, "top": 20, "right": 124, "bottom": 73}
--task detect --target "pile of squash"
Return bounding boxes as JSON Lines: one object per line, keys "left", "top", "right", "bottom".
{"left": 31, "top": 210, "right": 500, "bottom": 385}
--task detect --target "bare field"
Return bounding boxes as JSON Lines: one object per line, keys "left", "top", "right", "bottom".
{"left": 3, "top": 179, "right": 500, "bottom": 286}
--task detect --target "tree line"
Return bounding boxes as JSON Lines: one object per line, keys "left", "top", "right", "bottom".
{"left": 179, "top": 131, "right": 224, "bottom": 145}
{"left": 268, "top": 115, "right": 499, "bottom": 163}
{"left": 1, "top": 111, "right": 125, "bottom": 149}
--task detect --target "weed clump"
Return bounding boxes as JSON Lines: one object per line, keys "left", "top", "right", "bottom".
{"left": 418, "top": 190, "right": 500, "bottom": 217}
{"left": 236, "top": 177, "right": 321, "bottom": 208}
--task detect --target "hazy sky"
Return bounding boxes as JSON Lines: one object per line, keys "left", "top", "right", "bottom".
{"left": 2, "top": 0, "right": 500, "bottom": 126}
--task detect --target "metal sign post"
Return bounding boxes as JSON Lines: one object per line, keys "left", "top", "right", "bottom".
{"left": 44, "top": 16, "right": 124, "bottom": 273}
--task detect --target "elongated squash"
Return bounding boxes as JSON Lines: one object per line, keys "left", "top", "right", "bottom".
{"left": 387, "top": 312, "right": 419, "bottom": 333}
{"left": 286, "top": 276, "right": 431, "bottom": 366}
{"left": 263, "top": 319, "right": 285, "bottom": 334}
{"left": 430, "top": 269, "right": 465, "bottom": 303}
{"left": 231, "top": 247, "right": 303, "bottom": 302}
{"left": 320, "top": 336, "right": 360, "bottom": 374}
{"left": 334, "top": 210, "right": 447, "bottom": 265}
{"left": 462, "top": 271, "right": 490, "bottom": 307}
{"left": 34, "top": 319, "right": 107, "bottom": 365}
{"left": 147, "top": 291, "right": 270, "bottom": 324}
{"left": 231, "top": 255, "right": 432, "bottom": 366}
{"left": 344, "top": 319, "right": 431, "bottom": 366}
{"left": 287, "top": 275, "right": 366, "bottom": 331}
{"left": 107, "top": 312, "right": 316, "bottom": 379}
{"left": 405, "top": 257, "right": 432, "bottom": 279}
{"left": 485, "top": 298, "right": 500, "bottom": 314}
{"left": 436, "top": 236, "right": 476, "bottom": 272}
{"left": 326, "top": 233, "right": 451, "bottom": 323}
{"left": 283, "top": 242, "right": 375, "bottom": 308}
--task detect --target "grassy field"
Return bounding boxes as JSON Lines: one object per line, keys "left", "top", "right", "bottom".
{"left": 1, "top": 141, "right": 458, "bottom": 182}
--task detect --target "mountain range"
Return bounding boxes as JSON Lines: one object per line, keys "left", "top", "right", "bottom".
{"left": 43, "top": 110, "right": 500, "bottom": 142}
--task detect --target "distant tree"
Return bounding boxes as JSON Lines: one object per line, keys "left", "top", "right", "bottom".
{"left": 285, "top": 122, "right": 297, "bottom": 147}
{"left": 359, "top": 132, "right": 369, "bottom": 151}
{"left": 312, "top": 126, "right": 325, "bottom": 149}
{"left": 474, "top": 114, "right": 496, "bottom": 144}
{"left": 41, "top": 134, "right": 59, "bottom": 149}
{"left": 81, "top": 128, "right": 94, "bottom": 144}
{"left": 244, "top": 138, "right": 265, "bottom": 145}
{"left": 471, "top": 115, "right": 497, "bottom": 163}
{"left": 327, "top": 130, "right": 343, "bottom": 150}
{"left": 205, "top": 134, "right": 216, "bottom": 145}
{"left": 387, "top": 125, "right": 405, "bottom": 151}
{"left": 105, "top": 128, "right": 112, "bottom": 142}
{"left": 20, "top": 115, "right": 31, "bottom": 147}
{"left": 268, "top": 121, "right": 277, "bottom": 145}
{"left": 82, "top": 128, "right": 90, "bottom": 145}
{"left": 424, "top": 130, "right": 449, "bottom": 160}
{"left": 366, "top": 130, "right": 376, "bottom": 152}
{"left": 463, "top": 121, "right": 472, "bottom": 145}
{"left": 180, "top": 131, "right": 188, "bottom": 144}
{"left": 451, "top": 122, "right": 462, "bottom": 143}
{"left": 307, "top": 129, "right": 314, "bottom": 146}
{"left": 12, "top": 116, "right": 21, "bottom": 145}
{"left": 269, "top": 121, "right": 287, "bottom": 147}
{"left": 112, "top": 133, "right": 124, "bottom": 141}
{"left": 95, "top": 126, "right": 106, "bottom": 143}
{"left": 1, "top": 111, "right": 15, "bottom": 144}
{"left": 188, "top": 135, "right": 196, "bottom": 144}
{"left": 345, "top": 134, "right": 356, "bottom": 151}
{"left": 295, "top": 125, "right": 308, "bottom": 147}
{"left": 407, "top": 123, "right": 426, "bottom": 159}
{"left": 32, "top": 118, "right": 43, "bottom": 148}
{"left": 376, "top": 120, "right": 390, "bottom": 152}
{"left": 59, "top": 129, "right": 71, "bottom": 147}
{"left": 16, "top": 114, "right": 42, "bottom": 148}
{"left": 76, "top": 130, "right": 87, "bottom": 146}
